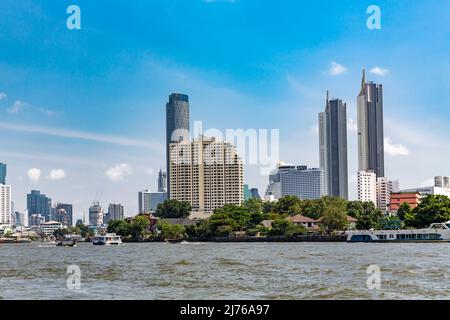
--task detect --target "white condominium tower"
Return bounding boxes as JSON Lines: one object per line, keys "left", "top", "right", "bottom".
{"left": 169, "top": 136, "right": 244, "bottom": 215}
{"left": 358, "top": 170, "right": 377, "bottom": 205}
{"left": 0, "top": 184, "right": 12, "bottom": 227}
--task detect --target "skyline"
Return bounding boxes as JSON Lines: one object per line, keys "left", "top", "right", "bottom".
{"left": 1, "top": 1, "right": 450, "bottom": 220}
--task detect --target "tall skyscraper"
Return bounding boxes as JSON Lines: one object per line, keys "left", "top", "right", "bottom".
{"left": 376, "top": 177, "right": 392, "bottom": 211}
{"left": 0, "top": 184, "right": 12, "bottom": 226}
{"left": 88, "top": 202, "right": 103, "bottom": 227}
{"left": 169, "top": 136, "right": 244, "bottom": 216}
{"left": 319, "top": 91, "right": 349, "bottom": 199}
{"left": 138, "top": 189, "right": 167, "bottom": 213}
{"left": 0, "top": 163, "right": 6, "bottom": 185}
{"left": 104, "top": 203, "right": 124, "bottom": 224}
{"left": 357, "top": 69, "right": 385, "bottom": 178}
{"left": 357, "top": 170, "right": 377, "bottom": 205}
{"left": 250, "top": 188, "right": 261, "bottom": 199}
{"left": 157, "top": 169, "right": 167, "bottom": 193}
{"left": 56, "top": 203, "right": 73, "bottom": 227}
{"left": 27, "top": 190, "right": 52, "bottom": 222}
{"left": 166, "top": 93, "right": 190, "bottom": 197}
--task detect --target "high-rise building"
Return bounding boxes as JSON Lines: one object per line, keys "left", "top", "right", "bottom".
{"left": 0, "top": 184, "right": 12, "bottom": 227}
{"left": 319, "top": 91, "right": 348, "bottom": 199}
{"left": 27, "top": 190, "right": 52, "bottom": 222}
{"left": 434, "top": 176, "right": 450, "bottom": 189}
{"left": 104, "top": 203, "right": 124, "bottom": 224}
{"left": 139, "top": 189, "right": 168, "bottom": 213}
{"left": 0, "top": 163, "right": 6, "bottom": 185}
{"left": 158, "top": 169, "right": 167, "bottom": 193}
{"left": 166, "top": 93, "right": 190, "bottom": 197}
{"left": 169, "top": 136, "right": 244, "bottom": 215}
{"left": 244, "top": 184, "right": 252, "bottom": 201}
{"left": 376, "top": 177, "right": 392, "bottom": 211}
{"left": 54, "top": 208, "right": 70, "bottom": 227}
{"left": 265, "top": 163, "right": 324, "bottom": 201}
{"left": 250, "top": 188, "right": 261, "bottom": 199}
{"left": 358, "top": 171, "right": 377, "bottom": 204}
{"left": 88, "top": 202, "right": 103, "bottom": 227}
{"left": 14, "top": 211, "right": 25, "bottom": 227}
{"left": 56, "top": 203, "right": 73, "bottom": 227}
{"left": 357, "top": 69, "right": 385, "bottom": 178}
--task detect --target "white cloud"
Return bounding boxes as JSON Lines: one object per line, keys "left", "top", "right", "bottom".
{"left": 27, "top": 168, "right": 41, "bottom": 183}
{"left": 0, "top": 122, "right": 161, "bottom": 150}
{"left": 7, "top": 100, "right": 25, "bottom": 114}
{"left": 0, "top": 93, "right": 6, "bottom": 101}
{"left": 370, "top": 67, "right": 389, "bottom": 76}
{"left": 105, "top": 163, "right": 132, "bottom": 181}
{"left": 146, "top": 168, "right": 155, "bottom": 175}
{"left": 347, "top": 118, "right": 358, "bottom": 132}
{"left": 328, "top": 61, "right": 347, "bottom": 76}
{"left": 384, "top": 137, "right": 410, "bottom": 156}
{"left": 48, "top": 169, "right": 66, "bottom": 180}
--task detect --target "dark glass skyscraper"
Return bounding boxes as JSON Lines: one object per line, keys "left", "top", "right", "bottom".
{"left": 166, "top": 93, "right": 190, "bottom": 196}
{"left": 319, "top": 91, "right": 349, "bottom": 199}
{"left": 357, "top": 69, "right": 385, "bottom": 177}
{"left": 56, "top": 203, "right": 73, "bottom": 227}
{"left": 0, "top": 163, "right": 6, "bottom": 185}
{"left": 157, "top": 169, "right": 167, "bottom": 193}
{"left": 27, "top": 190, "right": 52, "bottom": 222}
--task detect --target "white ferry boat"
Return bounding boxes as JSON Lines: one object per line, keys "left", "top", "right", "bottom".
{"left": 92, "top": 233, "right": 123, "bottom": 246}
{"left": 346, "top": 221, "right": 450, "bottom": 243}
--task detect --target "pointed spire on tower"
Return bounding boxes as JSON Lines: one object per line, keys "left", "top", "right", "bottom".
{"left": 359, "top": 69, "right": 366, "bottom": 96}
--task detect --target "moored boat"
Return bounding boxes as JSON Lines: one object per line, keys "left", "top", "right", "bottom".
{"left": 57, "top": 237, "right": 77, "bottom": 247}
{"left": 346, "top": 221, "right": 450, "bottom": 242}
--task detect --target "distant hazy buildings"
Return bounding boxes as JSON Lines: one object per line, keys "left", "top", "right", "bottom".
{"left": 89, "top": 202, "right": 103, "bottom": 227}
{"left": 14, "top": 211, "right": 25, "bottom": 227}
{"left": 166, "top": 93, "right": 190, "bottom": 197}
{"left": 138, "top": 187, "right": 168, "bottom": 214}
{"left": 319, "top": 91, "right": 348, "bottom": 199}
{"left": 265, "top": 163, "right": 324, "bottom": 201}
{"left": 29, "top": 214, "right": 45, "bottom": 227}
{"left": 250, "top": 188, "right": 260, "bottom": 199}
{"left": 244, "top": 185, "right": 252, "bottom": 202}
{"left": 55, "top": 203, "right": 73, "bottom": 227}
{"left": 357, "top": 69, "right": 385, "bottom": 178}
{"left": 104, "top": 203, "right": 124, "bottom": 224}
{"left": 434, "top": 176, "right": 450, "bottom": 189}
{"left": 27, "top": 190, "right": 51, "bottom": 224}
{"left": 357, "top": 171, "right": 377, "bottom": 205}
{"left": 158, "top": 169, "right": 167, "bottom": 193}
{"left": 0, "top": 163, "right": 6, "bottom": 185}
{"left": 169, "top": 136, "right": 244, "bottom": 216}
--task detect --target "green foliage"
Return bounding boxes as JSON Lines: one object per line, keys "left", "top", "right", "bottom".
{"left": 320, "top": 204, "right": 348, "bottom": 232}
{"left": 246, "top": 225, "right": 270, "bottom": 236}
{"left": 155, "top": 199, "right": 192, "bottom": 219}
{"left": 158, "top": 221, "right": 186, "bottom": 240}
{"left": 53, "top": 228, "right": 69, "bottom": 239}
{"left": 244, "top": 198, "right": 263, "bottom": 215}
{"left": 130, "top": 216, "right": 150, "bottom": 239}
{"left": 269, "top": 219, "right": 291, "bottom": 236}
{"left": 347, "top": 201, "right": 383, "bottom": 230}
{"left": 397, "top": 202, "right": 411, "bottom": 221}
{"left": 408, "top": 195, "right": 450, "bottom": 228}
{"left": 274, "top": 196, "right": 301, "bottom": 214}
{"left": 107, "top": 219, "right": 131, "bottom": 236}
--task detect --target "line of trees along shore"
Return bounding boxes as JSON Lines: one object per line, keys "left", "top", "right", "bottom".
{"left": 100, "top": 194, "right": 450, "bottom": 241}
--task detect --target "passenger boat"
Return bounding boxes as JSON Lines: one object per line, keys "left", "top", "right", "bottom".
{"left": 346, "top": 221, "right": 450, "bottom": 242}
{"left": 57, "top": 237, "right": 77, "bottom": 247}
{"left": 92, "top": 233, "right": 122, "bottom": 246}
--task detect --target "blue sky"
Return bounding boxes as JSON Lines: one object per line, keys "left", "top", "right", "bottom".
{"left": 1, "top": 0, "right": 450, "bottom": 219}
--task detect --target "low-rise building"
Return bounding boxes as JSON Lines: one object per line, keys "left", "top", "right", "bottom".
{"left": 287, "top": 215, "right": 319, "bottom": 230}
{"left": 40, "top": 221, "right": 64, "bottom": 236}
{"left": 389, "top": 192, "right": 421, "bottom": 211}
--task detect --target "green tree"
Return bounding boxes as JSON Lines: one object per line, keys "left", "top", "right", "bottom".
{"left": 262, "top": 201, "right": 276, "bottom": 214}
{"left": 411, "top": 195, "right": 450, "bottom": 228}
{"left": 397, "top": 202, "right": 412, "bottom": 221}
{"left": 347, "top": 201, "right": 383, "bottom": 230}
{"left": 155, "top": 200, "right": 192, "bottom": 218}
{"left": 158, "top": 221, "right": 186, "bottom": 240}
{"left": 269, "top": 219, "right": 291, "bottom": 236}
{"left": 107, "top": 220, "right": 131, "bottom": 236}
{"left": 53, "top": 228, "right": 68, "bottom": 239}
{"left": 244, "top": 198, "right": 263, "bottom": 215}
{"left": 320, "top": 206, "right": 348, "bottom": 232}
{"left": 130, "top": 216, "right": 150, "bottom": 239}
{"left": 274, "top": 195, "right": 301, "bottom": 214}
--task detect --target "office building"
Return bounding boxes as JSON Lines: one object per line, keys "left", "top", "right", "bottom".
{"left": 0, "top": 163, "right": 6, "bottom": 185}
{"left": 250, "top": 188, "right": 261, "bottom": 199}
{"left": 166, "top": 93, "right": 190, "bottom": 197}
{"left": 89, "top": 202, "right": 103, "bottom": 227}
{"left": 169, "top": 136, "right": 244, "bottom": 216}
{"left": 0, "top": 184, "right": 12, "bottom": 227}
{"left": 244, "top": 184, "right": 252, "bottom": 202}
{"left": 54, "top": 208, "right": 70, "bottom": 227}
{"left": 55, "top": 203, "right": 73, "bottom": 227}
{"left": 399, "top": 186, "right": 450, "bottom": 198}
{"left": 29, "top": 214, "right": 45, "bottom": 227}
{"left": 319, "top": 91, "right": 348, "bottom": 199}
{"left": 265, "top": 163, "right": 324, "bottom": 201}
{"left": 104, "top": 203, "right": 124, "bottom": 224}
{"left": 389, "top": 192, "right": 421, "bottom": 211}
{"left": 139, "top": 190, "right": 168, "bottom": 213}
{"left": 434, "top": 176, "right": 450, "bottom": 189}
{"left": 357, "top": 69, "right": 385, "bottom": 177}
{"left": 376, "top": 177, "right": 392, "bottom": 211}
{"left": 14, "top": 211, "right": 25, "bottom": 227}
{"left": 27, "top": 190, "right": 52, "bottom": 222}
{"left": 158, "top": 169, "right": 167, "bottom": 193}
{"left": 357, "top": 170, "right": 377, "bottom": 204}
{"left": 40, "top": 221, "right": 63, "bottom": 236}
